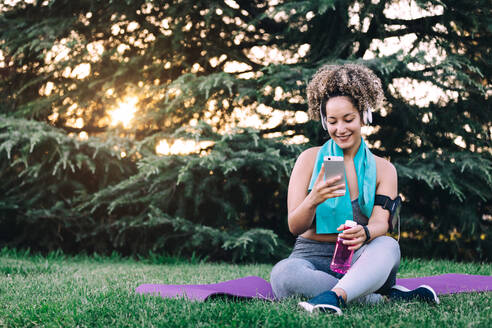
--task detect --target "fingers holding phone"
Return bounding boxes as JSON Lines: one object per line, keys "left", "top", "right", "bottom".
{"left": 309, "top": 162, "right": 346, "bottom": 206}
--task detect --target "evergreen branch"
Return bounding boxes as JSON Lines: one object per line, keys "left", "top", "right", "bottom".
{"left": 258, "top": 122, "right": 308, "bottom": 136}
{"left": 383, "top": 15, "right": 444, "bottom": 31}
{"left": 354, "top": 0, "right": 387, "bottom": 58}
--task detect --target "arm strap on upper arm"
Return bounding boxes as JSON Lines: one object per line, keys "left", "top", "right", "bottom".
{"left": 374, "top": 194, "right": 402, "bottom": 236}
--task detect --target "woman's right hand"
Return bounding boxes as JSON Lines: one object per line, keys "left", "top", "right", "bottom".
{"left": 307, "top": 163, "right": 346, "bottom": 207}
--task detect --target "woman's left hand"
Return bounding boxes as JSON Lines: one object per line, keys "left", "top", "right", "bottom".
{"left": 336, "top": 224, "right": 366, "bottom": 251}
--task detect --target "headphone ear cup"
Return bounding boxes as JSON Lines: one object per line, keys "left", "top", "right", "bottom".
{"left": 320, "top": 101, "right": 327, "bottom": 131}
{"left": 362, "top": 108, "right": 373, "bottom": 125}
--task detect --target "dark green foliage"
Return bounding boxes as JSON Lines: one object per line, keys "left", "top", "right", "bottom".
{"left": 0, "top": 115, "right": 136, "bottom": 251}
{"left": 0, "top": 0, "right": 491, "bottom": 261}
{"left": 0, "top": 116, "right": 297, "bottom": 261}
{"left": 79, "top": 127, "right": 298, "bottom": 261}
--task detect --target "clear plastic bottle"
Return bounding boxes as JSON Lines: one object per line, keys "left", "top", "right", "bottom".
{"left": 330, "top": 220, "right": 357, "bottom": 274}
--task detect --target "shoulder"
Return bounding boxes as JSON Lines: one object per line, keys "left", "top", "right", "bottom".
{"left": 298, "top": 146, "right": 321, "bottom": 161}
{"left": 374, "top": 155, "right": 397, "bottom": 181}
{"left": 289, "top": 146, "right": 321, "bottom": 194}
{"left": 294, "top": 146, "right": 321, "bottom": 168}
{"left": 290, "top": 146, "right": 321, "bottom": 176}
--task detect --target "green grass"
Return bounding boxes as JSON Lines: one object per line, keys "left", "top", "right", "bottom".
{"left": 0, "top": 249, "right": 490, "bottom": 327}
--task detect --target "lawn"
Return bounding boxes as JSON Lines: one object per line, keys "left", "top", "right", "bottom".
{"left": 0, "top": 248, "right": 490, "bottom": 327}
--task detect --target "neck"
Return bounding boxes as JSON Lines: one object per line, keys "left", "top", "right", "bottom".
{"left": 342, "top": 137, "right": 362, "bottom": 159}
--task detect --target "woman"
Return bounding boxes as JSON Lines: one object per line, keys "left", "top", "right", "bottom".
{"left": 270, "top": 64, "right": 439, "bottom": 315}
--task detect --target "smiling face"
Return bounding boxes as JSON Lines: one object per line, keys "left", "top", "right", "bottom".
{"left": 324, "top": 96, "right": 362, "bottom": 152}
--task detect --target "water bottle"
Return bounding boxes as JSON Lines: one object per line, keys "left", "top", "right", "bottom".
{"left": 330, "top": 220, "right": 357, "bottom": 274}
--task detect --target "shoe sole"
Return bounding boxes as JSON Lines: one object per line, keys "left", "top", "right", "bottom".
{"left": 298, "top": 301, "right": 343, "bottom": 315}
{"left": 391, "top": 284, "right": 440, "bottom": 304}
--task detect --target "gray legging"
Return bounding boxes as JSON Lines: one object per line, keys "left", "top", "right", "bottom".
{"left": 270, "top": 235, "right": 400, "bottom": 303}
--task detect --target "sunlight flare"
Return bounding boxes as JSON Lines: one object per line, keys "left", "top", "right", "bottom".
{"left": 156, "top": 139, "right": 215, "bottom": 155}
{"left": 109, "top": 97, "right": 139, "bottom": 128}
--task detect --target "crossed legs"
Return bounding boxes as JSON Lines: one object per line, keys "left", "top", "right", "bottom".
{"left": 270, "top": 236, "right": 400, "bottom": 303}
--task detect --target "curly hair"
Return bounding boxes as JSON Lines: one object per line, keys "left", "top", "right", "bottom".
{"left": 306, "top": 64, "right": 384, "bottom": 121}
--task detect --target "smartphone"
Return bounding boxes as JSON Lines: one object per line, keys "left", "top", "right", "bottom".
{"left": 323, "top": 156, "right": 346, "bottom": 195}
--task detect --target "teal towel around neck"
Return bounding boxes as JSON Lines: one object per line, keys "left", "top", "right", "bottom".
{"left": 308, "top": 138, "right": 376, "bottom": 233}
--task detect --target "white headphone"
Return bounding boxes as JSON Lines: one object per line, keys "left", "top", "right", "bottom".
{"left": 319, "top": 100, "right": 328, "bottom": 131}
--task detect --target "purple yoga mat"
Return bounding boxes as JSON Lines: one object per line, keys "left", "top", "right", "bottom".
{"left": 136, "top": 273, "right": 492, "bottom": 301}
{"left": 135, "top": 276, "right": 275, "bottom": 301}
{"left": 396, "top": 273, "right": 492, "bottom": 295}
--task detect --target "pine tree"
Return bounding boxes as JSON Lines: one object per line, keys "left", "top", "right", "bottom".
{"left": 1, "top": 0, "right": 490, "bottom": 260}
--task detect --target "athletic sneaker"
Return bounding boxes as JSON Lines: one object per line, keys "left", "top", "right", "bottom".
{"left": 298, "top": 291, "right": 346, "bottom": 315}
{"left": 388, "top": 285, "right": 440, "bottom": 304}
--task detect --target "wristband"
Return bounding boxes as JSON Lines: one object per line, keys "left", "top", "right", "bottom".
{"left": 362, "top": 225, "right": 371, "bottom": 243}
